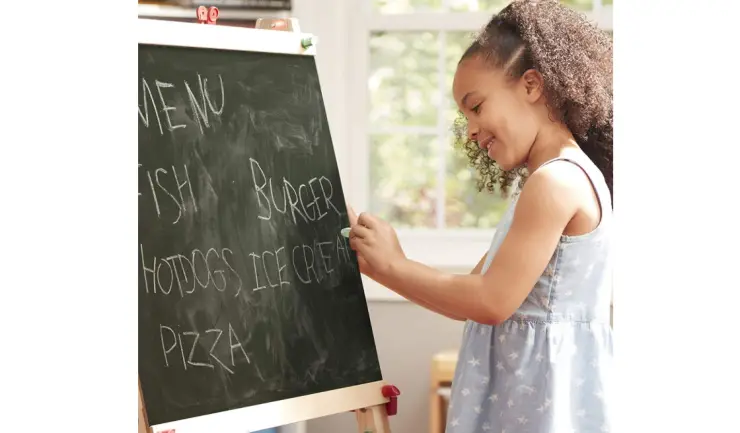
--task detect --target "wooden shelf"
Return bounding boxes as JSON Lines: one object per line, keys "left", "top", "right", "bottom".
{"left": 430, "top": 350, "right": 458, "bottom": 433}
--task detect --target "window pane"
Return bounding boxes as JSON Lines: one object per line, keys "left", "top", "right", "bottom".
{"left": 369, "top": 134, "right": 440, "bottom": 228}
{"left": 445, "top": 143, "right": 511, "bottom": 228}
{"left": 445, "top": 31, "right": 475, "bottom": 124}
{"left": 369, "top": 32, "right": 440, "bottom": 128}
{"left": 559, "top": 0, "right": 593, "bottom": 10}
{"left": 372, "top": 0, "right": 443, "bottom": 14}
{"left": 449, "top": 0, "right": 510, "bottom": 12}
{"left": 448, "top": 0, "right": 594, "bottom": 12}
{"left": 372, "top": 0, "right": 594, "bottom": 13}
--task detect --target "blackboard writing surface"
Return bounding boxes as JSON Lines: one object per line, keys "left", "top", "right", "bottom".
{"left": 138, "top": 39, "right": 382, "bottom": 427}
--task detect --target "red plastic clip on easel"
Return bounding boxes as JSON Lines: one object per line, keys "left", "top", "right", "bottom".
{"left": 196, "top": 5, "right": 219, "bottom": 25}
{"left": 382, "top": 384, "right": 401, "bottom": 416}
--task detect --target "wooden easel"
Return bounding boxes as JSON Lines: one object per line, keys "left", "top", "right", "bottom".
{"left": 137, "top": 12, "right": 399, "bottom": 433}
{"left": 138, "top": 379, "right": 150, "bottom": 433}
{"left": 353, "top": 403, "right": 392, "bottom": 433}
{"left": 138, "top": 380, "right": 396, "bottom": 433}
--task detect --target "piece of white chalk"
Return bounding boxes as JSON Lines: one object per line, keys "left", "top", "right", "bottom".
{"left": 340, "top": 227, "right": 351, "bottom": 238}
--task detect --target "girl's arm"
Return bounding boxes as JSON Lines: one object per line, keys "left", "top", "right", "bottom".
{"left": 391, "top": 252, "right": 488, "bottom": 321}
{"left": 352, "top": 163, "right": 583, "bottom": 325}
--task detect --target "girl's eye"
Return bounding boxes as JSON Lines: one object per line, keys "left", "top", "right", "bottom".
{"left": 471, "top": 103, "right": 481, "bottom": 114}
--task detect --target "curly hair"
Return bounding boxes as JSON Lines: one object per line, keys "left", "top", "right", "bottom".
{"left": 453, "top": 0, "right": 613, "bottom": 201}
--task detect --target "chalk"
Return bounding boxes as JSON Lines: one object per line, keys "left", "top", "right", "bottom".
{"left": 340, "top": 227, "right": 351, "bottom": 238}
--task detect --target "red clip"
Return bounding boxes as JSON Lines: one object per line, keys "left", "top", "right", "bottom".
{"left": 269, "top": 19, "right": 289, "bottom": 30}
{"left": 196, "top": 6, "right": 219, "bottom": 24}
{"left": 196, "top": 6, "right": 208, "bottom": 23}
{"left": 207, "top": 6, "right": 219, "bottom": 24}
{"left": 159, "top": 430, "right": 175, "bottom": 433}
{"left": 382, "top": 384, "right": 401, "bottom": 416}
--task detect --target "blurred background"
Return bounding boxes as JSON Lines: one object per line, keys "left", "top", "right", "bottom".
{"left": 138, "top": 1, "right": 613, "bottom": 432}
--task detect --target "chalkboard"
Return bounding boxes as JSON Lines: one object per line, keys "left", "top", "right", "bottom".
{"left": 138, "top": 36, "right": 382, "bottom": 427}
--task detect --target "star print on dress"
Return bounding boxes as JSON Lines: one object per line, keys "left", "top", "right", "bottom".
{"left": 518, "top": 385, "right": 535, "bottom": 395}
{"left": 442, "top": 156, "right": 612, "bottom": 433}
{"left": 594, "top": 389, "right": 604, "bottom": 400}
{"left": 525, "top": 332, "right": 535, "bottom": 346}
{"left": 568, "top": 343, "right": 578, "bottom": 357}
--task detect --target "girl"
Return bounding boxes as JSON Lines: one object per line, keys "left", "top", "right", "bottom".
{"left": 348, "top": 1, "right": 613, "bottom": 432}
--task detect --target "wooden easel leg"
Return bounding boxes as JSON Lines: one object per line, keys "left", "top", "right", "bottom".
{"left": 139, "top": 380, "right": 153, "bottom": 433}
{"left": 355, "top": 404, "right": 391, "bottom": 433}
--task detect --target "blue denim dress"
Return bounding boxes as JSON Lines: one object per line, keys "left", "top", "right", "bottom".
{"left": 446, "top": 155, "right": 613, "bottom": 433}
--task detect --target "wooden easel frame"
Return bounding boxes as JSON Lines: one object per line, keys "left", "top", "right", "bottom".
{"left": 137, "top": 14, "right": 396, "bottom": 433}
{"left": 138, "top": 379, "right": 150, "bottom": 433}
{"left": 138, "top": 379, "right": 393, "bottom": 433}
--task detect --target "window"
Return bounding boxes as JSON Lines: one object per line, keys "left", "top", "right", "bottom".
{"left": 368, "top": 30, "right": 511, "bottom": 231}
{"left": 347, "top": 0, "right": 613, "bottom": 268}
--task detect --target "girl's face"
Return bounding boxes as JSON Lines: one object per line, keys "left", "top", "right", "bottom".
{"left": 452, "top": 55, "right": 543, "bottom": 171}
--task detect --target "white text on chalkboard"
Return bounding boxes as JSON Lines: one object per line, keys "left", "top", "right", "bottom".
{"left": 139, "top": 164, "right": 198, "bottom": 224}
{"left": 138, "top": 74, "right": 224, "bottom": 135}
{"left": 159, "top": 323, "right": 250, "bottom": 374}
{"left": 249, "top": 158, "right": 341, "bottom": 224}
{"left": 248, "top": 247, "right": 291, "bottom": 293}
{"left": 140, "top": 245, "right": 243, "bottom": 297}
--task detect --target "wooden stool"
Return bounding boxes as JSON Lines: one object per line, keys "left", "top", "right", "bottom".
{"left": 429, "top": 350, "right": 459, "bottom": 433}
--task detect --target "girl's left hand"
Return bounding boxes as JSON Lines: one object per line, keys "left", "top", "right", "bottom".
{"left": 347, "top": 207, "right": 406, "bottom": 281}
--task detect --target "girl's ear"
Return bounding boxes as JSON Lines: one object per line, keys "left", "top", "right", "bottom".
{"left": 521, "top": 69, "right": 544, "bottom": 102}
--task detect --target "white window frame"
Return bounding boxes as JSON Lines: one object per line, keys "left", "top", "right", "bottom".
{"left": 294, "top": 0, "right": 612, "bottom": 300}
